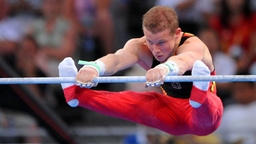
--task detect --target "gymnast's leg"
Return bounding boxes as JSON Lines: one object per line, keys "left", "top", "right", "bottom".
{"left": 58, "top": 57, "right": 183, "bottom": 135}
{"left": 188, "top": 60, "right": 223, "bottom": 135}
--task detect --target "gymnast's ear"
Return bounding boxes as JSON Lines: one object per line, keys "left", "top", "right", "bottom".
{"left": 174, "top": 28, "right": 182, "bottom": 38}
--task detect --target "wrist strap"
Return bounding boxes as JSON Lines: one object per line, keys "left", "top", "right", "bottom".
{"left": 78, "top": 60, "right": 106, "bottom": 75}
{"left": 95, "top": 60, "right": 106, "bottom": 75}
{"left": 164, "top": 60, "right": 179, "bottom": 76}
{"left": 155, "top": 63, "right": 170, "bottom": 76}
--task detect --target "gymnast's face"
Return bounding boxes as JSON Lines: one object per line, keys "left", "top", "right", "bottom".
{"left": 143, "top": 28, "right": 180, "bottom": 62}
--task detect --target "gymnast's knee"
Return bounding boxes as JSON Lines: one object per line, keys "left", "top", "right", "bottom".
{"left": 193, "top": 124, "right": 220, "bottom": 136}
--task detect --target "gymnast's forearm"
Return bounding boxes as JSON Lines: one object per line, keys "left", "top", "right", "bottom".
{"left": 97, "top": 54, "right": 125, "bottom": 75}
{"left": 97, "top": 53, "right": 135, "bottom": 76}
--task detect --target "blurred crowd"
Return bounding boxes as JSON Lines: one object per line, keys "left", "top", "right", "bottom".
{"left": 0, "top": 0, "right": 256, "bottom": 143}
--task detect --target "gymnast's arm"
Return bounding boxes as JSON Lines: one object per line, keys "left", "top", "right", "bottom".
{"left": 169, "top": 36, "right": 215, "bottom": 73}
{"left": 97, "top": 38, "right": 141, "bottom": 75}
{"left": 167, "top": 37, "right": 206, "bottom": 74}
{"left": 144, "top": 36, "right": 206, "bottom": 84}
{"left": 76, "top": 38, "right": 142, "bottom": 83}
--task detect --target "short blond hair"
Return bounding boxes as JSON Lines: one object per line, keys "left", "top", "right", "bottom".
{"left": 142, "top": 6, "right": 179, "bottom": 34}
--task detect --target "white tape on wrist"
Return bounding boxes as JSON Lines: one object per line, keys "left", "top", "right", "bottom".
{"left": 164, "top": 60, "right": 179, "bottom": 76}
{"left": 155, "top": 63, "right": 170, "bottom": 76}
{"left": 95, "top": 60, "right": 106, "bottom": 76}
{"left": 78, "top": 60, "right": 106, "bottom": 76}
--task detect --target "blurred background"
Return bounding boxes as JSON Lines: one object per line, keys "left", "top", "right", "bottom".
{"left": 0, "top": 0, "right": 256, "bottom": 143}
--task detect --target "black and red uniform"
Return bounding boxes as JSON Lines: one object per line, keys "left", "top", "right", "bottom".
{"left": 63, "top": 33, "right": 223, "bottom": 136}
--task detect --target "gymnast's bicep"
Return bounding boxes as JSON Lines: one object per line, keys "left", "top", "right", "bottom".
{"left": 113, "top": 39, "right": 141, "bottom": 69}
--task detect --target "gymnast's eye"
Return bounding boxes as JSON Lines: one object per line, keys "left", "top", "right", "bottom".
{"left": 157, "top": 40, "right": 165, "bottom": 45}
{"left": 147, "top": 39, "right": 153, "bottom": 45}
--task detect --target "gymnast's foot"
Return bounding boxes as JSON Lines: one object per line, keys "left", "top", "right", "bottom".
{"left": 190, "top": 60, "right": 210, "bottom": 108}
{"left": 58, "top": 57, "right": 79, "bottom": 107}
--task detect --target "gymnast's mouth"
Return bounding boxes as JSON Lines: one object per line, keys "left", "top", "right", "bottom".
{"left": 154, "top": 55, "right": 164, "bottom": 61}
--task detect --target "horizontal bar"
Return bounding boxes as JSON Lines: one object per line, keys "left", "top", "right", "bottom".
{"left": 0, "top": 75, "right": 255, "bottom": 84}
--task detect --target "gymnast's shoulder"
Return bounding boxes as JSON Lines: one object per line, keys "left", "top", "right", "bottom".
{"left": 122, "top": 36, "right": 149, "bottom": 52}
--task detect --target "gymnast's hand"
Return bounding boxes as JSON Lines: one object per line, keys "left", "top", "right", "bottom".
{"left": 76, "top": 66, "right": 99, "bottom": 88}
{"left": 145, "top": 65, "right": 169, "bottom": 87}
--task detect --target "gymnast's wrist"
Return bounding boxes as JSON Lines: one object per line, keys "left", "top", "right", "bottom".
{"left": 95, "top": 60, "right": 106, "bottom": 75}
{"left": 78, "top": 60, "right": 106, "bottom": 76}
{"left": 157, "top": 60, "right": 179, "bottom": 76}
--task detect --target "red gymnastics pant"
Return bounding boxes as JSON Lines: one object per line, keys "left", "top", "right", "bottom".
{"left": 63, "top": 83, "right": 223, "bottom": 136}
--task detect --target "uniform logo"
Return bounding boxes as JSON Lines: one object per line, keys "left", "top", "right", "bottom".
{"left": 171, "top": 82, "right": 182, "bottom": 89}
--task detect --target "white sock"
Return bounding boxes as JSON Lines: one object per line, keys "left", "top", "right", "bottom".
{"left": 190, "top": 60, "right": 210, "bottom": 108}
{"left": 58, "top": 57, "right": 77, "bottom": 89}
{"left": 58, "top": 57, "right": 79, "bottom": 107}
{"left": 189, "top": 100, "right": 201, "bottom": 108}
{"left": 192, "top": 60, "right": 210, "bottom": 91}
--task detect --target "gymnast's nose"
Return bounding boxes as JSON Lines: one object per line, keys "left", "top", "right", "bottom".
{"left": 152, "top": 44, "right": 161, "bottom": 54}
